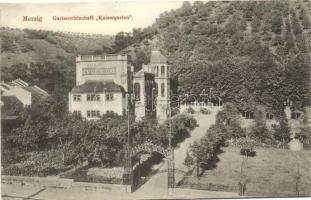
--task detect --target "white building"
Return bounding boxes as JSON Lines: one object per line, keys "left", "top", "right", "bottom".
{"left": 1, "top": 78, "right": 49, "bottom": 106}
{"left": 69, "top": 51, "right": 171, "bottom": 121}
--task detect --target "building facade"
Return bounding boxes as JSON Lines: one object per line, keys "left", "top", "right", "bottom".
{"left": 69, "top": 54, "right": 132, "bottom": 118}
{"left": 69, "top": 51, "right": 170, "bottom": 121}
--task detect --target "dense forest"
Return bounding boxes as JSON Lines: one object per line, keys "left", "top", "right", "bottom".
{"left": 123, "top": 0, "right": 311, "bottom": 116}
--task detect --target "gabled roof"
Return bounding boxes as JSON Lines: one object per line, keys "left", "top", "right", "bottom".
{"left": 2, "top": 79, "right": 49, "bottom": 100}
{"left": 71, "top": 81, "right": 124, "bottom": 93}
{"left": 150, "top": 50, "right": 167, "bottom": 64}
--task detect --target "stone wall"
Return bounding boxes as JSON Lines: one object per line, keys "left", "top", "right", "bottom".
{"left": 1, "top": 175, "right": 126, "bottom": 192}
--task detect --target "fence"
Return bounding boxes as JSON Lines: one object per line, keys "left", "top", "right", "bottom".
{"left": 180, "top": 103, "right": 222, "bottom": 113}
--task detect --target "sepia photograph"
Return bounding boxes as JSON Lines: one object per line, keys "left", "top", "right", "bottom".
{"left": 0, "top": 0, "right": 311, "bottom": 199}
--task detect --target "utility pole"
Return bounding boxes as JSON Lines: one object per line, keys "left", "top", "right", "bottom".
{"left": 124, "top": 93, "right": 133, "bottom": 193}
{"left": 167, "top": 104, "right": 175, "bottom": 195}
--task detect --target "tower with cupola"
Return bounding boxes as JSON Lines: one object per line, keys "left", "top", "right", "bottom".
{"left": 142, "top": 50, "right": 170, "bottom": 121}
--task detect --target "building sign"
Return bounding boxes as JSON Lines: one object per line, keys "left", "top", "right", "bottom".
{"left": 82, "top": 67, "right": 116, "bottom": 75}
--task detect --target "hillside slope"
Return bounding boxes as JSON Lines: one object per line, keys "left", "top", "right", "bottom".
{"left": 0, "top": 27, "right": 113, "bottom": 67}
{"left": 179, "top": 146, "right": 311, "bottom": 197}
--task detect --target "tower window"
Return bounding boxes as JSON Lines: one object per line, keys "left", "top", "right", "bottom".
{"left": 134, "top": 83, "right": 141, "bottom": 101}
{"left": 161, "top": 65, "right": 165, "bottom": 77}
{"left": 161, "top": 83, "right": 165, "bottom": 97}
{"left": 154, "top": 66, "right": 159, "bottom": 76}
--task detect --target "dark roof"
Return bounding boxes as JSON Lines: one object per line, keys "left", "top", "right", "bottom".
{"left": 150, "top": 50, "right": 167, "bottom": 64}
{"left": 71, "top": 81, "right": 124, "bottom": 93}
{"left": 24, "top": 86, "right": 49, "bottom": 99}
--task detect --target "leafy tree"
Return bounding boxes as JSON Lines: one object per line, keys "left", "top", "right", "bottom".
{"left": 272, "top": 35, "right": 284, "bottom": 46}
{"left": 216, "top": 103, "right": 245, "bottom": 139}
{"left": 179, "top": 1, "right": 192, "bottom": 17}
{"left": 236, "top": 137, "right": 256, "bottom": 158}
{"left": 112, "top": 32, "right": 132, "bottom": 53}
{"left": 1, "top": 96, "right": 24, "bottom": 116}
{"left": 183, "top": 151, "right": 194, "bottom": 170}
{"left": 284, "top": 55, "right": 310, "bottom": 108}
{"left": 131, "top": 113, "right": 197, "bottom": 149}
{"left": 295, "top": 34, "right": 308, "bottom": 53}
{"left": 8, "top": 98, "right": 55, "bottom": 152}
{"left": 284, "top": 19, "right": 295, "bottom": 54}
{"left": 270, "top": 11, "right": 283, "bottom": 34}
{"left": 295, "top": 111, "right": 311, "bottom": 144}
{"left": 300, "top": 9, "right": 311, "bottom": 29}
{"left": 291, "top": 10, "right": 303, "bottom": 35}
{"left": 132, "top": 49, "right": 149, "bottom": 71}
{"left": 251, "top": 16, "right": 261, "bottom": 33}
{"left": 1, "top": 63, "right": 28, "bottom": 82}
{"left": 250, "top": 107, "right": 271, "bottom": 142}
{"left": 273, "top": 117, "right": 291, "bottom": 148}
{"left": 190, "top": 124, "right": 225, "bottom": 176}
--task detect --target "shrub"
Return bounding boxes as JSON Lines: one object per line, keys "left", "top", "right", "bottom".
{"left": 1, "top": 150, "right": 68, "bottom": 177}
{"left": 185, "top": 107, "right": 195, "bottom": 114}
{"left": 199, "top": 107, "right": 211, "bottom": 115}
{"left": 45, "top": 36, "right": 57, "bottom": 45}
{"left": 272, "top": 35, "right": 284, "bottom": 46}
{"left": 184, "top": 151, "right": 194, "bottom": 170}
{"left": 190, "top": 124, "right": 226, "bottom": 176}
{"left": 240, "top": 148, "right": 256, "bottom": 157}
{"left": 236, "top": 137, "right": 256, "bottom": 158}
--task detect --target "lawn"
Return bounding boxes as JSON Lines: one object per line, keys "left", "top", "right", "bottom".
{"left": 178, "top": 146, "right": 311, "bottom": 197}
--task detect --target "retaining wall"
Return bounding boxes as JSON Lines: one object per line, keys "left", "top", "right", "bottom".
{"left": 1, "top": 175, "right": 126, "bottom": 192}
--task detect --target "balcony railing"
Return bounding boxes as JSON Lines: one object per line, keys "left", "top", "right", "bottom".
{"left": 76, "top": 54, "right": 129, "bottom": 62}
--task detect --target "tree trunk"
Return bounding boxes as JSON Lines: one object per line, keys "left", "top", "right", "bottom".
{"left": 196, "top": 160, "right": 199, "bottom": 177}
{"left": 61, "top": 152, "right": 65, "bottom": 164}
{"left": 282, "top": 137, "right": 285, "bottom": 149}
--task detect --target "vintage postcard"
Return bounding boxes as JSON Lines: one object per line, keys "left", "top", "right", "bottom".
{"left": 1, "top": 1, "right": 311, "bottom": 199}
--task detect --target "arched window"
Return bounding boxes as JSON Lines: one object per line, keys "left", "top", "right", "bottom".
{"left": 153, "top": 83, "right": 158, "bottom": 97}
{"left": 291, "top": 112, "right": 301, "bottom": 120}
{"left": 266, "top": 113, "right": 274, "bottom": 120}
{"left": 161, "top": 83, "right": 165, "bottom": 97}
{"left": 134, "top": 83, "right": 141, "bottom": 101}
{"left": 156, "top": 66, "right": 159, "bottom": 77}
{"left": 242, "top": 111, "right": 254, "bottom": 119}
{"left": 161, "top": 65, "right": 165, "bottom": 77}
